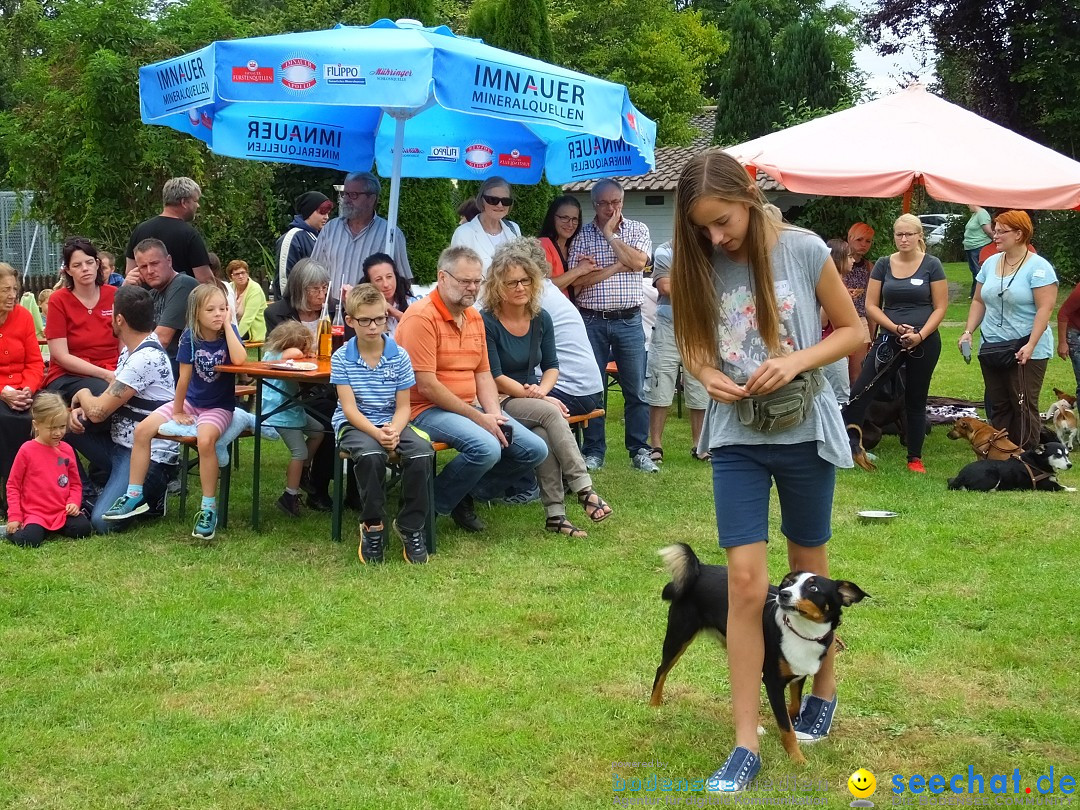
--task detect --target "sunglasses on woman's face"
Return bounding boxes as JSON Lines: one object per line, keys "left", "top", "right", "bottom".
{"left": 482, "top": 194, "right": 514, "bottom": 207}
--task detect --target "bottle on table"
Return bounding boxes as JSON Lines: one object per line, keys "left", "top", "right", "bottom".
{"left": 331, "top": 295, "right": 346, "bottom": 352}
{"left": 316, "top": 296, "right": 333, "bottom": 361}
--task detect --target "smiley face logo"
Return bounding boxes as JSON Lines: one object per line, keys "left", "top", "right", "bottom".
{"left": 848, "top": 768, "right": 877, "bottom": 800}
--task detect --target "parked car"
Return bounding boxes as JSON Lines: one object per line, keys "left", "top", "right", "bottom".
{"left": 919, "top": 213, "right": 961, "bottom": 234}
{"left": 926, "top": 223, "right": 947, "bottom": 247}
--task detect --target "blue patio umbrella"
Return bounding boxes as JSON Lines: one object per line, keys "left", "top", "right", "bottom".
{"left": 139, "top": 19, "right": 657, "bottom": 255}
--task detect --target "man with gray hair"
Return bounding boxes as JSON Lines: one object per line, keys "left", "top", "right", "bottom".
{"left": 567, "top": 178, "right": 655, "bottom": 473}
{"left": 125, "top": 177, "right": 212, "bottom": 283}
{"left": 310, "top": 171, "right": 413, "bottom": 296}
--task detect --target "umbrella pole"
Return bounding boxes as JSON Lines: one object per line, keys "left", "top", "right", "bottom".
{"left": 385, "top": 114, "right": 406, "bottom": 255}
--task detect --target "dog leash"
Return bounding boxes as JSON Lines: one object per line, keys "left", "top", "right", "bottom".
{"left": 975, "top": 429, "right": 1022, "bottom": 460}
{"left": 782, "top": 614, "right": 833, "bottom": 643}
{"left": 1020, "top": 458, "right": 1052, "bottom": 490}
{"left": 846, "top": 336, "right": 911, "bottom": 408}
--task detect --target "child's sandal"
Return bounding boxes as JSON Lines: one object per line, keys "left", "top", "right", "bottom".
{"left": 545, "top": 515, "right": 587, "bottom": 538}
{"left": 577, "top": 488, "right": 612, "bottom": 522}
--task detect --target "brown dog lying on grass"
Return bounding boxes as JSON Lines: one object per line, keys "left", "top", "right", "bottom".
{"left": 947, "top": 416, "right": 1022, "bottom": 461}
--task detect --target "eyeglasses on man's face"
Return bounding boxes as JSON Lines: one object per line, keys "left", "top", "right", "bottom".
{"left": 342, "top": 190, "right": 375, "bottom": 201}
{"left": 443, "top": 268, "right": 482, "bottom": 288}
{"left": 595, "top": 199, "right": 622, "bottom": 209}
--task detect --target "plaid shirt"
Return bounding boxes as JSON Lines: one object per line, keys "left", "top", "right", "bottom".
{"left": 568, "top": 218, "right": 652, "bottom": 311}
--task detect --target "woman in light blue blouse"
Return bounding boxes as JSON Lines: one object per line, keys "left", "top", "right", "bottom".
{"left": 960, "top": 209, "right": 1058, "bottom": 449}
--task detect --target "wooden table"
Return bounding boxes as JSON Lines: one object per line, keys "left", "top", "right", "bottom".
{"left": 216, "top": 358, "right": 332, "bottom": 531}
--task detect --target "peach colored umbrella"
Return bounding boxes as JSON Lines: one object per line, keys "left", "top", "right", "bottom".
{"left": 726, "top": 85, "right": 1080, "bottom": 210}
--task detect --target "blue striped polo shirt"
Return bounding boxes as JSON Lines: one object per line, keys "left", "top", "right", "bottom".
{"left": 330, "top": 334, "right": 415, "bottom": 432}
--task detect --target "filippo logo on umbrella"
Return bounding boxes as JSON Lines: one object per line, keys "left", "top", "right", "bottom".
{"left": 464, "top": 143, "right": 494, "bottom": 171}
{"left": 280, "top": 57, "right": 317, "bottom": 91}
{"left": 325, "top": 64, "right": 366, "bottom": 85}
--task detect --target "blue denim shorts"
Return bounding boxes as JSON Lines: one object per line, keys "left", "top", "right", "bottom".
{"left": 711, "top": 442, "right": 835, "bottom": 548}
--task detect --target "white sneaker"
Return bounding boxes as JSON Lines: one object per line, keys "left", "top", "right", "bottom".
{"left": 583, "top": 455, "right": 604, "bottom": 471}
{"left": 632, "top": 448, "right": 660, "bottom": 473}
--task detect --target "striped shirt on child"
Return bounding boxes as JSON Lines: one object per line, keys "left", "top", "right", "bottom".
{"left": 330, "top": 335, "right": 416, "bottom": 432}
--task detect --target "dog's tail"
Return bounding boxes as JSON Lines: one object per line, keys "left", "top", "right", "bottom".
{"left": 658, "top": 543, "right": 701, "bottom": 601}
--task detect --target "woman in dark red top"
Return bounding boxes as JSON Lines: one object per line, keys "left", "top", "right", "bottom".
{"left": 43, "top": 237, "right": 119, "bottom": 403}
{"left": 0, "top": 263, "right": 45, "bottom": 476}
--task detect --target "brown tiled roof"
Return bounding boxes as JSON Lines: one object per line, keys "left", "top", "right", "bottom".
{"left": 562, "top": 107, "right": 785, "bottom": 193}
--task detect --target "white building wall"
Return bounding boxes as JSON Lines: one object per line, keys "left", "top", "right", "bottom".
{"left": 570, "top": 192, "right": 673, "bottom": 255}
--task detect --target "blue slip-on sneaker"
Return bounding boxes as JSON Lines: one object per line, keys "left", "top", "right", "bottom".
{"left": 794, "top": 693, "right": 837, "bottom": 742}
{"left": 705, "top": 746, "right": 761, "bottom": 793}
{"left": 192, "top": 509, "right": 217, "bottom": 541}
{"left": 103, "top": 493, "right": 148, "bottom": 521}
{"left": 499, "top": 484, "right": 540, "bottom": 505}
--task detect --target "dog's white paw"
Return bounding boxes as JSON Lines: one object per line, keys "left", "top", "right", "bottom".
{"left": 757, "top": 725, "right": 767, "bottom": 736}
{"left": 1064, "top": 486, "right": 1077, "bottom": 493}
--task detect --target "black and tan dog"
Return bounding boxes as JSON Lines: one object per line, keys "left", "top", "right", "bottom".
{"left": 649, "top": 544, "right": 868, "bottom": 763}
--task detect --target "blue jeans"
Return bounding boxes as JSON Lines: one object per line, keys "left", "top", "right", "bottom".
{"left": 582, "top": 311, "right": 649, "bottom": 459}
{"left": 1067, "top": 328, "right": 1080, "bottom": 402}
{"left": 75, "top": 433, "right": 174, "bottom": 533}
{"left": 549, "top": 388, "right": 604, "bottom": 460}
{"left": 412, "top": 407, "right": 548, "bottom": 515}
{"left": 965, "top": 247, "right": 984, "bottom": 298}
{"left": 711, "top": 442, "right": 835, "bottom": 548}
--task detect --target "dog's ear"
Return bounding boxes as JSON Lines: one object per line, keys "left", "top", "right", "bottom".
{"left": 836, "top": 581, "right": 869, "bottom": 606}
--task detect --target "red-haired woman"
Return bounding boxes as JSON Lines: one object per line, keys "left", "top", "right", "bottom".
{"left": 961, "top": 210, "right": 1058, "bottom": 449}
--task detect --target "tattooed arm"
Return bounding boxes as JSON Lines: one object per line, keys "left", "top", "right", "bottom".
{"left": 75, "top": 378, "right": 136, "bottom": 424}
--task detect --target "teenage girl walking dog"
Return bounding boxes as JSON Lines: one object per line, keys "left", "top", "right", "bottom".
{"left": 670, "top": 150, "right": 863, "bottom": 791}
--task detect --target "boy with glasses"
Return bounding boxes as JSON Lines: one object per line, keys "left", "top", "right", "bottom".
{"left": 332, "top": 283, "right": 433, "bottom": 564}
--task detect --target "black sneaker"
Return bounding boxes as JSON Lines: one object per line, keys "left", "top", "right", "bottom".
{"left": 450, "top": 495, "right": 485, "bottom": 533}
{"left": 394, "top": 520, "right": 429, "bottom": 564}
{"left": 359, "top": 523, "right": 385, "bottom": 564}
{"left": 306, "top": 492, "right": 333, "bottom": 512}
{"left": 276, "top": 491, "right": 302, "bottom": 517}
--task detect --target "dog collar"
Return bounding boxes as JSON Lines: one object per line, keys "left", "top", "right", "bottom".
{"left": 783, "top": 613, "right": 832, "bottom": 643}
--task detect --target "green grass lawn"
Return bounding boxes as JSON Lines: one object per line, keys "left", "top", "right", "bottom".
{"left": 2, "top": 269, "right": 1078, "bottom": 809}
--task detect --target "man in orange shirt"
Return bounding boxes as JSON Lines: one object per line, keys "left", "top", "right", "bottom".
{"left": 396, "top": 246, "right": 548, "bottom": 532}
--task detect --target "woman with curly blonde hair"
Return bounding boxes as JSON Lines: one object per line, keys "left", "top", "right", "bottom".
{"left": 479, "top": 238, "right": 612, "bottom": 537}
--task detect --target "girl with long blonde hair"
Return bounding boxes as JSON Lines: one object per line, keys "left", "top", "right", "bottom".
{"left": 670, "top": 150, "right": 862, "bottom": 791}
{"left": 103, "top": 283, "right": 247, "bottom": 540}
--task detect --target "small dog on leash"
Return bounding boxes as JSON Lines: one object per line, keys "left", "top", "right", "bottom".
{"left": 649, "top": 543, "right": 868, "bottom": 763}
{"left": 947, "top": 416, "right": 1022, "bottom": 461}
{"left": 1046, "top": 400, "right": 1078, "bottom": 450}
{"left": 947, "top": 442, "right": 1074, "bottom": 492}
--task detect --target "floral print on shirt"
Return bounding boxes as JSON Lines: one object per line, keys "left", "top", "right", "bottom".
{"left": 717, "top": 282, "right": 798, "bottom": 381}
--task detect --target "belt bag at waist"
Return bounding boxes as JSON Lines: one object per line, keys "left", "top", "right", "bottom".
{"left": 735, "top": 369, "right": 825, "bottom": 433}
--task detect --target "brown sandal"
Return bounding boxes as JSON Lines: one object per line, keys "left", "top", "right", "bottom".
{"left": 577, "top": 489, "right": 612, "bottom": 523}
{"left": 545, "top": 515, "right": 587, "bottom": 538}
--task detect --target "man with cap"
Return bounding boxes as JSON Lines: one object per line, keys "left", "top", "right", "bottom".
{"left": 272, "top": 190, "right": 332, "bottom": 299}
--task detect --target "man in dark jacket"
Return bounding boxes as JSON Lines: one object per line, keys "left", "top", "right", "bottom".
{"left": 272, "top": 191, "right": 331, "bottom": 299}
